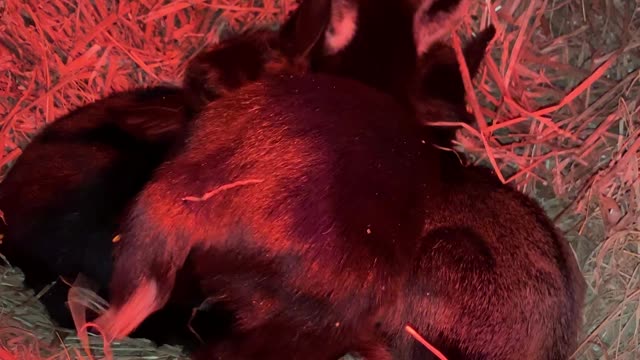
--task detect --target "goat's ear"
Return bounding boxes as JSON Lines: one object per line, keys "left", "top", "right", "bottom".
{"left": 278, "top": 0, "right": 333, "bottom": 58}
{"left": 322, "top": 0, "right": 359, "bottom": 55}
{"left": 463, "top": 25, "right": 496, "bottom": 79}
{"left": 413, "top": 0, "right": 470, "bottom": 55}
{"left": 279, "top": 0, "right": 359, "bottom": 58}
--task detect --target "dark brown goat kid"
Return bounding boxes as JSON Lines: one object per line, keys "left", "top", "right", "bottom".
{"left": 0, "top": 86, "right": 239, "bottom": 348}
{"left": 0, "top": 0, "right": 335, "bottom": 349}
{"left": 95, "top": 1, "right": 585, "bottom": 360}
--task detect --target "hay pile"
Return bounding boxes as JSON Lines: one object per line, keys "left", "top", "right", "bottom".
{"left": 0, "top": 0, "right": 638, "bottom": 359}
